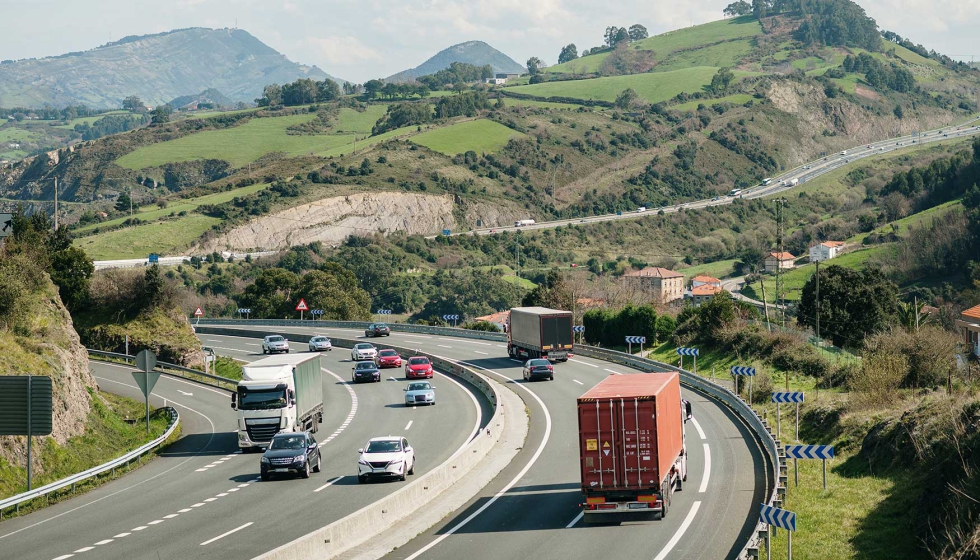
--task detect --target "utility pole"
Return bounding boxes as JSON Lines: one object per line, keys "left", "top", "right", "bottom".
{"left": 815, "top": 259, "right": 820, "bottom": 344}
{"left": 53, "top": 177, "right": 58, "bottom": 230}
{"left": 775, "top": 199, "right": 786, "bottom": 327}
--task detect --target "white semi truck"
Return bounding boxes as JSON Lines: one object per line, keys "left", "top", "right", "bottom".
{"left": 232, "top": 353, "right": 324, "bottom": 451}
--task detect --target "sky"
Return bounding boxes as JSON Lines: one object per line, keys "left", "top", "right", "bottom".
{"left": 1, "top": 0, "right": 979, "bottom": 83}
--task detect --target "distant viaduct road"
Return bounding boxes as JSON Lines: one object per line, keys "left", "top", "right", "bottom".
{"left": 204, "top": 324, "right": 769, "bottom": 560}
{"left": 0, "top": 339, "right": 484, "bottom": 560}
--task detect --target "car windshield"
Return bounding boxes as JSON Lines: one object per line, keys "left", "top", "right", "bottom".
{"left": 356, "top": 362, "right": 376, "bottom": 370}
{"left": 270, "top": 435, "right": 306, "bottom": 450}
{"left": 379, "top": 350, "right": 398, "bottom": 357}
{"left": 408, "top": 383, "right": 431, "bottom": 391}
{"left": 238, "top": 387, "right": 286, "bottom": 410}
{"left": 267, "top": 336, "right": 284, "bottom": 342}
{"left": 366, "top": 440, "right": 401, "bottom": 453}
{"left": 311, "top": 337, "right": 326, "bottom": 342}
{"left": 355, "top": 343, "right": 373, "bottom": 350}
{"left": 528, "top": 359, "right": 550, "bottom": 367}
{"left": 409, "top": 357, "right": 429, "bottom": 365}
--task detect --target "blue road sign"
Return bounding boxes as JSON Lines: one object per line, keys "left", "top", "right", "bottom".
{"left": 785, "top": 445, "right": 834, "bottom": 460}
{"left": 772, "top": 391, "right": 805, "bottom": 403}
{"left": 237, "top": 308, "right": 251, "bottom": 314}
{"left": 442, "top": 314, "right": 459, "bottom": 321}
{"left": 376, "top": 309, "right": 392, "bottom": 315}
{"left": 573, "top": 326, "right": 585, "bottom": 333}
{"left": 676, "top": 347, "right": 699, "bottom": 357}
{"left": 760, "top": 504, "right": 797, "bottom": 532}
{"left": 442, "top": 229, "right": 451, "bottom": 236}
{"left": 311, "top": 309, "right": 324, "bottom": 316}
{"left": 625, "top": 336, "right": 646, "bottom": 344}
{"left": 730, "top": 366, "right": 756, "bottom": 376}
{"left": 148, "top": 253, "right": 159, "bottom": 264}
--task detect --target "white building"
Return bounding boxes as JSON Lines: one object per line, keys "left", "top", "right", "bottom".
{"left": 809, "top": 241, "right": 845, "bottom": 262}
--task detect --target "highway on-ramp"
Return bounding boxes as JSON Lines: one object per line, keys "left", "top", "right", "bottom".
{"left": 0, "top": 339, "right": 484, "bottom": 560}
{"left": 209, "top": 325, "right": 769, "bottom": 560}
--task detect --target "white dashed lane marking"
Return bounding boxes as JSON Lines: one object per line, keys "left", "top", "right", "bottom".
{"left": 200, "top": 522, "right": 254, "bottom": 546}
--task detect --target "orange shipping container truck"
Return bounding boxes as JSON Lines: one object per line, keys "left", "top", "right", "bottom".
{"left": 577, "top": 372, "right": 689, "bottom": 523}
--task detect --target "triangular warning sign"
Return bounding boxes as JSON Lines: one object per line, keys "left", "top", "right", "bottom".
{"left": 602, "top": 441, "right": 610, "bottom": 456}
{"left": 603, "top": 441, "right": 610, "bottom": 448}
{"left": 296, "top": 298, "right": 309, "bottom": 311}
{"left": 193, "top": 307, "right": 204, "bottom": 317}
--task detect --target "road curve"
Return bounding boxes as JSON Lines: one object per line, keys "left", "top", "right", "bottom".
{"left": 212, "top": 325, "right": 768, "bottom": 560}
{"left": 0, "top": 339, "right": 484, "bottom": 560}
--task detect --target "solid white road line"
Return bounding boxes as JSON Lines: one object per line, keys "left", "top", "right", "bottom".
{"left": 699, "top": 444, "right": 711, "bottom": 493}
{"left": 690, "top": 416, "right": 707, "bottom": 440}
{"left": 405, "top": 421, "right": 413, "bottom": 430}
{"left": 200, "top": 522, "right": 254, "bottom": 546}
{"left": 569, "top": 358, "right": 598, "bottom": 368}
{"left": 509, "top": 359, "right": 523, "bottom": 363}
{"left": 565, "top": 511, "right": 584, "bottom": 528}
{"left": 474, "top": 351, "right": 488, "bottom": 355}
{"left": 437, "top": 344, "right": 452, "bottom": 349}
{"left": 572, "top": 379, "right": 584, "bottom": 385}
{"left": 403, "top": 362, "right": 553, "bottom": 560}
{"left": 314, "top": 476, "right": 345, "bottom": 493}
{"left": 652, "top": 501, "right": 702, "bottom": 560}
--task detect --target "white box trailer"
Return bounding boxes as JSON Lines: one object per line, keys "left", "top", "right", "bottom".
{"left": 232, "top": 353, "right": 323, "bottom": 450}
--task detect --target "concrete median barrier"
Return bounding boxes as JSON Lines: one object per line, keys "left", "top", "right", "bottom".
{"left": 194, "top": 327, "right": 527, "bottom": 560}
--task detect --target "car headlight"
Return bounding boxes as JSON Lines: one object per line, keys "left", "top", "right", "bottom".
{"left": 261, "top": 457, "right": 270, "bottom": 463}
{"left": 358, "top": 459, "right": 369, "bottom": 466}
{"left": 294, "top": 456, "right": 305, "bottom": 463}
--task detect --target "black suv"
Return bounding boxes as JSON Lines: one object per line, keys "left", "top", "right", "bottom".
{"left": 366, "top": 323, "right": 391, "bottom": 337}
{"left": 260, "top": 432, "right": 320, "bottom": 480}
{"left": 353, "top": 361, "right": 382, "bottom": 383}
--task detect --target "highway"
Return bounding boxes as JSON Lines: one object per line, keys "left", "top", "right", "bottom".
{"left": 209, "top": 325, "right": 768, "bottom": 560}
{"left": 0, "top": 339, "right": 485, "bottom": 560}
{"left": 432, "top": 117, "right": 980, "bottom": 239}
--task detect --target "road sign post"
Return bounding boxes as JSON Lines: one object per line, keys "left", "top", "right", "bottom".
{"left": 193, "top": 307, "right": 204, "bottom": 325}
{"left": 677, "top": 347, "right": 699, "bottom": 375}
{"left": 0, "top": 213, "right": 12, "bottom": 239}
{"left": 785, "top": 444, "right": 834, "bottom": 490}
{"left": 135, "top": 350, "right": 158, "bottom": 435}
{"left": 731, "top": 366, "right": 757, "bottom": 403}
{"left": 0, "top": 376, "right": 54, "bottom": 491}
{"left": 625, "top": 336, "right": 645, "bottom": 355}
{"left": 760, "top": 503, "right": 797, "bottom": 560}
{"left": 772, "top": 392, "right": 804, "bottom": 441}
{"left": 442, "top": 314, "right": 459, "bottom": 327}
{"left": 296, "top": 298, "right": 309, "bottom": 320}
{"left": 573, "top": 325, "right": 585, "bottom": 344}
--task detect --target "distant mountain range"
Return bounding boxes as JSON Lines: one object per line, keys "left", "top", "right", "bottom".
{"left": 0, "top": 28, "right": 342, "bottom": 109}
{"left": 386, "top": 41, "right": 525, "bottom": 82}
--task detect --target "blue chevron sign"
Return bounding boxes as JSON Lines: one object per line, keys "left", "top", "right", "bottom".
{"left": 760, "top": 503, "right": 797, "bottom": 531}
{"left": 785, "top": 445, "right": 834, "bottom": 460}
{"left": 772, "top": 391, "right": 805, "bottom": 403}
{"left": 730, "top": 365, "right": 756, "bottom": 376}
{"left": 676, "top": 347, "right": 699, "bottom": 357}
{"left": 573, "top": 326, "right": 585, "bottom": 333}
{"left": 625, "top": 336, "right": 646, "bottom": 344}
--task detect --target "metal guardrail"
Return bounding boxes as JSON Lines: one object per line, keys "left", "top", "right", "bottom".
{"left": 193, "top": 318, "right": 508, "bottom": 342}
{"left": 87, "top": 349, "right": 238, "bottom": 391}
{"left": 0, "top": 407, "right": 179, "bottom": 518}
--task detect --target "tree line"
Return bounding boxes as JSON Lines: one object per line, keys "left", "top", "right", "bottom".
{"left": 583, "top": 304, "right": 676, "bottom": 347}
{"left": 255, "top": 78, "right": 341, "bottom": 108}
{"left": 551, "top": 24, "right": 649, "bottom": 69}
{"left": 724, "top": 0, "right": 881, "bottom": 51}
{"left": 825, "top": 52, "right": 915, "bottom": 93}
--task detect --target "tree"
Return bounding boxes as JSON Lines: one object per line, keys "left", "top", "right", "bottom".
{"left": 521, "top": 269, "right": 573, "bottom": 310}
{"left": 558, "top": 44, "right": 579, "bottom": 64}
{"left": 709, "top": 67, "right": 736, "bottom": 94}
{"left": 363, "top": 79, "right": 384, "bottom": 99}
{"left": 604, "top": 26, "right": 631, "bottom": 47}
{"left": 752, "top": 0, "right": 768, "bottom": 19}
{"left": 114, "top": 192, "right": 132, "bottom": 213}
{"left": 526, "top": 57, "right": 543, "bottom": 75}
{"left": 797, "top": 265, "right": 899, "bottom": 348}
{"left": 150, "top": 104, "right": 171, "bottom": 124}
{"left": 724, "top": 0, "right": 752, "bottom": 16}
{"left": 894, "top": 104, "right": 904, "bottom": 119}
{"left": 122, "top": 95, "right": 144, "bottom": 112}
{"left": 628, "top": 24, "right": 649, "bottom": 41}
{"left": 256, "top": 84, "right": 282, "bottom": 107}
{"left": 614, "top": 88, "right": 639, "bottom": 110}
{"left": 316, "top": 79, "right": 341, "bottom": 102}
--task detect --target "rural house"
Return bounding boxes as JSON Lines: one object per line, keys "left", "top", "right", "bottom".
{"left": 808, "top": 241, "right": 845, "bottom": 262}
{"left": 691, "top": 275, "right": 722, "bottom": 289}
{"left": 689, "top": 284, "right": 724, "bottom": 306}
{"left": 957, "top": 304, "right": 980, "bottom": 356}
{"left": 764, "top": 252, "right": 796, "bottom": 274}
{"left": 623, "top": 267, "right": 684, "bottom": 304}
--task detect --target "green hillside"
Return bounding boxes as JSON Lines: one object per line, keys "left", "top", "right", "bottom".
{"left": 510, "top": 67, "right": 749, "bottom": 103}
{"left": 412, "top": 119, "right": 524, "bottom": 155}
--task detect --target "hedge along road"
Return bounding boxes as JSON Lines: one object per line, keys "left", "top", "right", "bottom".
{"left": 0, "top": 339, "right": 485, "bottom": 560}
{"left": 212, "top": 324, "right": 768, "bottom": 560}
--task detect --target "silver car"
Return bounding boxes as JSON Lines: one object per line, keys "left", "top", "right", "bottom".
{"left": 351, "top": 342, "right": 377, "bottom": 361}
{"left": 262, "top": 335, "right": 289, "bottom": 354}
{"left": 308, "top": 336, "right": 332, "bottom": 352}
{"left": 404, "top": 381, "right": 435, "bottom": 406}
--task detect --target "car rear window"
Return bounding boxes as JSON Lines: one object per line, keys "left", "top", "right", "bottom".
{"left": 376, "top": 324, "right": 389, "bottom": 328}
{"left": 529, "top": 359, "right": 549, "bottom": 366}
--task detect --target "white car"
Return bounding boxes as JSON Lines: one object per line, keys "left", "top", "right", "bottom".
{"left": 404, "top": 381, "right": 436, "bottom": 406}
{"left": 351, "top": 343, "right": 377, "bottom": 361}
{"left": 308, "top": 336, "right": 332, "bottom": 352}
{"left": 262, "top": 335, "right": 289, "bottom": 354}
{"left": 357, "top": 436, "right": 415, "bottom": 483}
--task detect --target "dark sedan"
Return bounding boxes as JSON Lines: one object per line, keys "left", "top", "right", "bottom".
{"left": 365, "top": 323, "right": 391, "bottom": 337}
{"left": 522, "top": 358, "right": 554, "bottom": 381}
{"left": 352, "top": 360, "right": 382, "bottom": 383}
{"left": 260, "top": 432, "right": 320, "bottom": 480}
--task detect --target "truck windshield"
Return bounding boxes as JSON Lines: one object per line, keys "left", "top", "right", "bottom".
{"left": 238, "top": 387, "right": 287, "bottom": 410}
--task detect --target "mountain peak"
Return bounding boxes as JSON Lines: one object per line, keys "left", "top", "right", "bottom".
{"left": 386, "top": 41, "right": 525, "bottom": 82}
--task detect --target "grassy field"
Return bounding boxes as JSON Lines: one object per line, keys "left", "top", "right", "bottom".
{"left": 73, "top": 182, "right": 270, "bottom": 234}
{"left": 316, "top": 125, "right": 418, "bottom": 158}
{"left": 75, "top": 214, "right": 220, "bottom": 260}
{"left": 673, "top": 93, "right": 754, "bottom": 112}
{"left": 116, "top": 113, "right": 356, "bottom": 169}
{"left": 335, "top": 105, "right": 389, "bottom": 133}
{"left": 677, "top": 258, "right": 738, "bottom": 280}
{"left": 412, "top": 119, "right": 524, "bottom": 156}
{"left": 53, "top": 111, "right": 129, "bottom": 129}
{"left": 655, "top": 39, "right": 755, "bottom": 72}
{"left": 0, "top": 127, "right": 39, "bottom": 142}
{"left": 503, "top": 98, "right": 586, "bottom": 110}
{"left": 510, "top": 67, "right": 740, "bottom": 104}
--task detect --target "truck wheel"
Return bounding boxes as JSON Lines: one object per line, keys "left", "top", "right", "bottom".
{"left": 675, "top": 473, "right": 683, "bottom": 492}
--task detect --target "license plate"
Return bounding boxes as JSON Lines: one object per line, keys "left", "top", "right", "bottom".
{"left": 628, "top": 503, "right": 648, "bottom": 510}
{"left": 273, "top": 468, "right": 290, "bottom": 473}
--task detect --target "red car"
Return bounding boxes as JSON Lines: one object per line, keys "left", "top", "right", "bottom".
{"left": 377, "top": 349, "right": 403, "bottom": 368}
{"left": 405, "top": 356, "right": 434, "bottom": 379}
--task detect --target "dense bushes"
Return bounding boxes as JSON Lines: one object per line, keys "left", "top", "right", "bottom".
{"left": 434, "top": 91, "right": 492, "bottom": 119}
{"left": 372, "top": 102, "right": 433, "bottom": 135}
{"left": 583, "top": 304, "right": 675, "bottom": 347}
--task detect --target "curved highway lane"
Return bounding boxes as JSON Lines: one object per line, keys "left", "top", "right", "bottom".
{"left": 214, "top": 325, "right": 768, "bottom": 560}
{"left": 0, "top": 339, "right": 483, "bottom": 560}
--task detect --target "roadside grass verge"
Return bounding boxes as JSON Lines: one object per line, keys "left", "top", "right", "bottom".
{"left": 75, "top": 214, "right": 220, "bottom": 260}
{"left": 412, "top": 119, "right": 524, "bottom": 156}
{"left": 0, "top": 390, "right": 177, "bottom": 517}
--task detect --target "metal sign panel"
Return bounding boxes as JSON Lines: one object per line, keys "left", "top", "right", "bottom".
{"left": 295, "top": 298, "right": 309, "bottom": 311}
{"left": 785, "top": 444, "right": 834, "bottom": 460}
{"left": 676, "top": 347, "right": 699, "bottom": 357}
{"left": 0, "top": 213, "right": 12, "bottom": 238}
{"left": 730, "top": 366, "right": 756, "bottom": 376}
{"left": 131, "top": 371, "right": 161, "bottom": 398}
{"left": 625, "top": 336, "right": 646, "bottom": 344}
{"left": 442, "top": 229, "right": 451, "bottom": 236}
{"left": 761, "top": 503, "right": 797, "bottom": 531}
{"left": 0, "top": 376, "right": 53, "bottom": 436}
{"left": 193, "top": 307, "right": 204, "bottom": 317}
{"left": 772, "top": 391, "right": 805, "bottom": 403}
{"left": 573, "top": 325, "right": 585, "bottom": 333}
{"left": 442, "top": 314, "right": 459, "bottom": 321}
{"left": 148, "top": 253, "right": 159, "bottom": 264}
{"left": 136, "top": 349, "right": 157, "bottom": 373}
